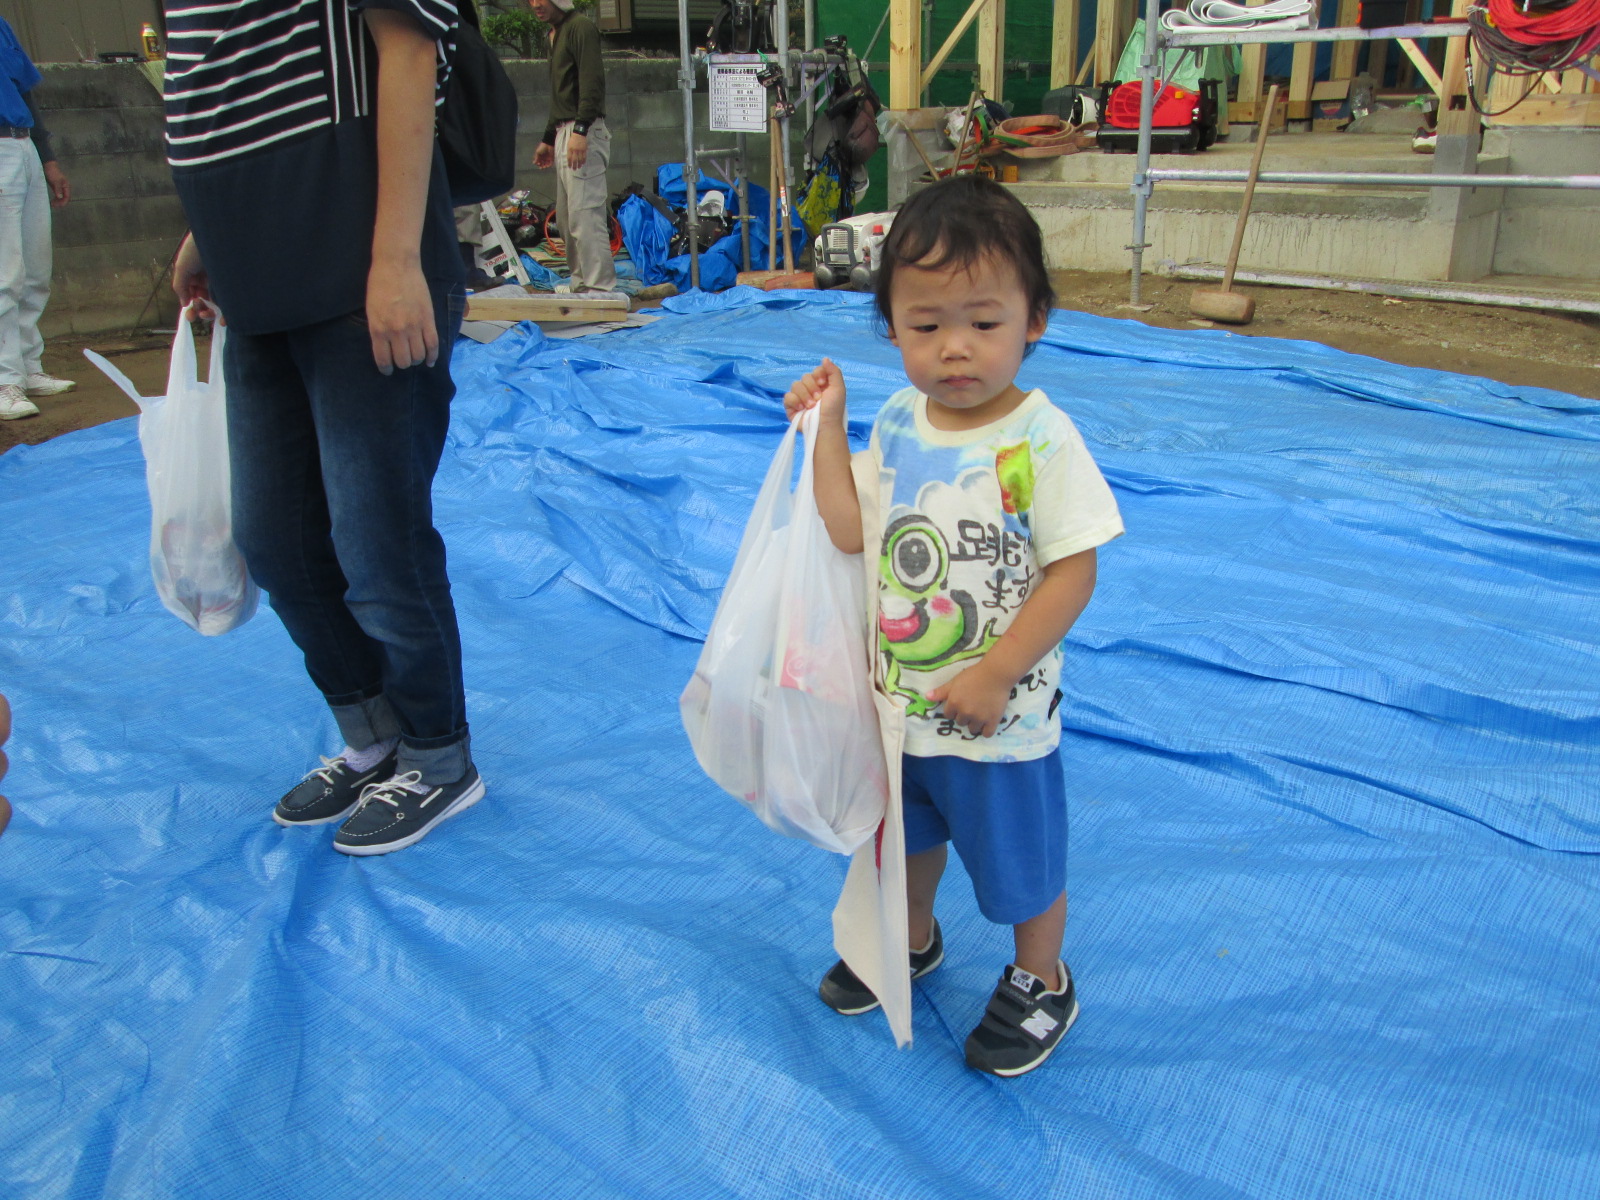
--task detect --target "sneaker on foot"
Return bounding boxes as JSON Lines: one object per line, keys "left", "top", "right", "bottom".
{"left": 1411, "top": 126, "right": 1437, "bottom": 155}
{"left": 272, "top": 749, "right": 399, "bottom": 827}
{"left": 0, "top": 384, "right": 39, "bottom": 420}
{"left": 333, "top": 766, "right": 485, "bottom": 856}
{"left": 25, "top": 372, "right": 76, "bottom": 396}
{"left": 964, "top": 961, "right": 1078, "bottom": 1077}
{"left": 819, "top": 919, "right": 945, "bottom": 1015}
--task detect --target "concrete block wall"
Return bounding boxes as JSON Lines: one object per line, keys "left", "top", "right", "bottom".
{"left": 34, "top": 64, "right": 188, "bottom": 338}
{"left": 33, "top": 57, "right": 774, "bottom": 336}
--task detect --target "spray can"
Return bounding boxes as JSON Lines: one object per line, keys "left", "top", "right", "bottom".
{"left": 141, "top": 23, "right": 161, "bottom": 60}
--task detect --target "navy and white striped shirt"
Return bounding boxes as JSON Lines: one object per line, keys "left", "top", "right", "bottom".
{"left": 164, "top": 0, "right": 456, "bottom": 168}
{"left": 163, "top": 0, "right": 463, "bottom": 334}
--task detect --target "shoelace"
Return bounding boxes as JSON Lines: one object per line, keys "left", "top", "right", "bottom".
{"left": 357, "top": 770, "right": 428, "bottom": 810}
{"left": 303, "top": 755, "right": 349, "bottom": 788}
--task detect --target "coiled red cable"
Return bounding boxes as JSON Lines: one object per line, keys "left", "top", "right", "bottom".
{"left": 1484, "top": 0, "right": 1600, "bottom": 54}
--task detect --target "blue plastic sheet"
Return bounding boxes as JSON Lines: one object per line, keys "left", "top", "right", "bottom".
{"left": 2, "top": 291, "right": 1597, "bottom": 1200}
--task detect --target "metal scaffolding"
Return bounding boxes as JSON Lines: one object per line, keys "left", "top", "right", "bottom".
{"left": 1124, "top": 3, "right": 1600, "bottom": 305}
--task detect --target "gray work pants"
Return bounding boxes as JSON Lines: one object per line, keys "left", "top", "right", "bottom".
{"left": 554, "top": 119, "right": 615, "bottom": 292}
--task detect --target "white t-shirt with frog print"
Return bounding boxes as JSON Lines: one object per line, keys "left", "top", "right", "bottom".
{"left": 868, "top": 386, "right": 1124, "bottom": 763}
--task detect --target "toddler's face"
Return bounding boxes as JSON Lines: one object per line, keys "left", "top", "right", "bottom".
{"left": 887, "top": 252, "right": 1046, "bottom": 428}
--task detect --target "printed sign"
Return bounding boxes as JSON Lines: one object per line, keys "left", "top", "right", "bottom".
{"left": 708, "top": 56, "right": 768, "bottom": 133}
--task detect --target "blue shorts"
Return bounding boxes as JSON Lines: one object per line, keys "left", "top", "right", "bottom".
{"left": 901, "top": 748, "right": 1067, "bottom": 926}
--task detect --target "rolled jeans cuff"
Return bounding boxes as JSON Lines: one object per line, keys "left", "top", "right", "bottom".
{"left": 328, "top": 690, "right": 403, "bottom": 751}
{"left": 398, "top": 730, "right": 472, "bottom": 788}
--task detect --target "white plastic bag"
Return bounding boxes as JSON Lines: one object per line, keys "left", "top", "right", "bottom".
{"left": 85, "top": 309, "right": 258, "bottom": 635}
{"left": 680, "top": 406, "right": 887, "bottom": 854}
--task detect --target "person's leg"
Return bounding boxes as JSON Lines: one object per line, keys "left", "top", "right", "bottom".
{"left": 0, "top": 141, "right": 32, "bottom": 391}
{"left": 553, "top": 124, "right": 573, "bottom": 281}
{"left": 16, "top": 144, "right": 52, "bottom": 380}
{"left": 565, "top": 120, "right": 615, "bottom": 292}
{"left": 223, "top": 323, "right": 399, "bottom": 749}
{"left": 1013, "top": 891, "right": 1067, "bottom": 987}
{"left": 906, "top": 844, "right": 947, "bottom": 952}
{"left": 293, "top": 284, "right": 470, "bottom": 786}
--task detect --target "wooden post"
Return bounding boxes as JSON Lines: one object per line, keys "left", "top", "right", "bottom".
{"left": 1288, "top": 41, "right": 1314, "bottom": 120}
{"left": 1051, "top": 0, "right": 1080, "bottom": 90}
{"left": 1093, "top": 0, "right": 1125, "bottom": 84}
{"left": 1233, "top": 1, "right": 1269, "bottom": 123}
{"left": 888, "top": 0, "right": 922, "bottom": 110}
{"left": 921, "top": 0, "right": 989, "bottom": 91}
{"left": 1396, "top": 39, "right": 1443, "bottom": 97}
{"left": 1331, "top": 0, "right": 1361, "bottom": 79}
{"left": 978, "top": 0, "right": 1005, "bottom": 102}
{"left": 1437, "top": 0, "right": 1476, "bottom": 137}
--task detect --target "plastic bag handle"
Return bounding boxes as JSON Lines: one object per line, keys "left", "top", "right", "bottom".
{"left": 165, "top": 305, "right": 201, "bottom": 401}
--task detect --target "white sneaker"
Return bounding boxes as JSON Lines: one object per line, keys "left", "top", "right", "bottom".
{"left": 25, "top": 372, "right": 76, "bottom": 396}
{"left": 0, "top": 384, "right": 40, "bottom": 420}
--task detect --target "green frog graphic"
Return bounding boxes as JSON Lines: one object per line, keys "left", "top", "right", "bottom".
{"left": 877, "top": 514, "right": 1001, "bottom": 716}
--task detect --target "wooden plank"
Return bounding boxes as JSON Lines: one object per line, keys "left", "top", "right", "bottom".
{"left": 978, "top": 0, "right": 1005, "bottom": 102}
{"left": 1396, "top": 38, "right": 1443, "bottom": 97}
{"left": 1288, "top": 41, "right": 1314, "bottom": 120}
{"left": 1093, "top": 0, "right": 1124, "bottom": 85}
{"left": 465, "top": 295, "right": 630, "bottom": 322}
{"left": 1436, "top": 0, "right": 1475, "bottom": 137}
{"left": 1233, "top": 1, "right": 1269, "bottom": 123}
{"left": 922, "top": 0, "right": 989, "bottom": 91}
{"left": 1330, "top": 0, "right": 1361, "bottom": 79}
{"left": 889, "top": 0, "right": 921, "bottom": 110}
{"left": 1051, "top": 0, "right": 1080, "bottom": 90}
{"left": 1483, "top": 93, "right": 1600, "bottom": 127}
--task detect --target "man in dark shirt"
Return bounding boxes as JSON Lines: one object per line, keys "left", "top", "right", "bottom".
{"left": 167, "top": 0, "right": 483, "bottom": 856}
{"left": 530, "top": 0, "right": 617, "bottom": 295}
{"left": 0, "top": 17, "right": 75, "bottom": 421}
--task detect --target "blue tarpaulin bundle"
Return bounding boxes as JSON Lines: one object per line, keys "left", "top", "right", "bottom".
{"left": 2, "top": 290, "right": 1596, "bottom": 1199}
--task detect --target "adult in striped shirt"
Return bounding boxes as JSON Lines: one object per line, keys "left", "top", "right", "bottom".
{"left": 167, "top": 0, "right": 486, "bottom": 856}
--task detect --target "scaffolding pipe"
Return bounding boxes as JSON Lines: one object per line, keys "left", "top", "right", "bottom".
{"left": 1159, "top": 20, "right": 1469, "bottom": 47}
{"left": 678, "top": 0, "right": 699, "bottom": 290}
{"left": 1165, "top": 262, "right": 1600, "bottom": 316}
{"left": 1129, "top": 0, "right": 1162, "bottom": 306}
{"left": 1147, "top": 170, "right": 1600, "bottom": 189}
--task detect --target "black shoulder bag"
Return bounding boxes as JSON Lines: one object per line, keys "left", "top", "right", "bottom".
{"left": 438, "top": 1, "right": 519, "bottom": 206}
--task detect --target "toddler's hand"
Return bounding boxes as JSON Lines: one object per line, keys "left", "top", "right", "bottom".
{"left": 927, "top": 664, "right": 1011, "bottom": 738}
{"left": 784, "top": 358, "right": 847, "bottom": 426}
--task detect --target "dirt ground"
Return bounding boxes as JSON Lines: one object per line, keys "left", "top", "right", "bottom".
{"left": 4, "top": 273, "right": 1597, "bottom": 456}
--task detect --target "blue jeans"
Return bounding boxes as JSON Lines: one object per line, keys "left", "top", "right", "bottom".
{"left": 223, "top": 285, "right": 471, "bottom": 785}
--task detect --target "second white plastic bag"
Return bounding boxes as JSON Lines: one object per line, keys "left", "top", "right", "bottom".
{"left": 680, "top": 406, "right": 887, "bottom": 855}
{"left": 85, "top": 308, "right": 258, "bottom": 636}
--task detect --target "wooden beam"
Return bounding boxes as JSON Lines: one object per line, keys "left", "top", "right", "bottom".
{"left": 1483, "top": 93, "right": 1600, "bottom": 127}
{"left": 1288, "top": 41, "right": 1314, "bottom": 120}
{"left": 1233, "top": 1, "right": 1269, "bottom": 123}
{"left": 1093, "top": 0, "right": 1124, "bottom": 85}
{"left": 1331, "top": 0, "right": 1361, "bottom": 79}
{"left": 922, "top": 0, "right": 989, "bottom": 91}
{"left": 1436, "top": 0, "right": 1476, "bottom": 137}
{"left": 978, "top": 0, "right": 1005, "bottom": 102}
{"left": 465, "top": 294, "right": 630, "bottom": 322}
{"left": 889, "top": 0, "right": 921, "bottom": 110}
{"left": 1396, "top": 38, "right": 1443, "bottom": 96}
{"left": 1051, "top": 0, "right": 1080, "bottom": 90}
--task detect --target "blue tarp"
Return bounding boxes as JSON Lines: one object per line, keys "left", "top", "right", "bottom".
{"left": 2, "top": 290, "right": 1597, "bottom": 1200}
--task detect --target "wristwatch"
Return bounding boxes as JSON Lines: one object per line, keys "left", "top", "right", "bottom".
{"left": 572, "top": 120, "right": 591, "bottom": 136}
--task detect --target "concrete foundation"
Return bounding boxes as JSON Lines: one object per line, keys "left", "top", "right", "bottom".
{"left": 1008, "top": 128, "right": 1600, "bottom": 288}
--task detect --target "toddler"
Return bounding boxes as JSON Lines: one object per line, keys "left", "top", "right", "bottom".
{"left": 784, "top": 175, "right": 1123, "bottom": 1077}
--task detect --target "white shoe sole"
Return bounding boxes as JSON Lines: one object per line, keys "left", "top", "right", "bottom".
{"left": 333, "top": 777, "right": 486, "bottom": 856}
{"left": 986, "top": 996, "right": 1080, "bottom": 1078}
{"left": 26, "top": 382, "right": 75, "bottom": 396}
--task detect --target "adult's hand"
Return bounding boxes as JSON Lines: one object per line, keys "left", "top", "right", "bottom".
{"left": 565, "top": 132, "right": 588, "bottom": 170}
{"left": 533, "top": 142, "right": 554, "bottom": 169}
{"left": 366, "top": 256, "right": 438, "bottom": 375}
{"left": 171, "top": 233, "right": 214, "bottom": 314}
{"left": 1, "top": 692, "right": 12, "bottom": 837}
{"left": 42, "top": 160, "right": 70, "bottom": 207}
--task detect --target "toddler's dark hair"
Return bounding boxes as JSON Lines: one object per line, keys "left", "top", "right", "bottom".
{"left": 874, "top": 174, "right": 1055, "bottom": 329}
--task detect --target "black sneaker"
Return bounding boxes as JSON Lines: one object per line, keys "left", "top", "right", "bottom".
{"left": 964, "top": 961, "right": 1079, "bottom": 1077}
{"left": 818, "top": 919, "right": 945, "bottom": 1015}
{"left": 332, "top": 766, "right": 485, "bottom": 856}
{"left": 272, "top": 750, "right": 399, "bottom": 827}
